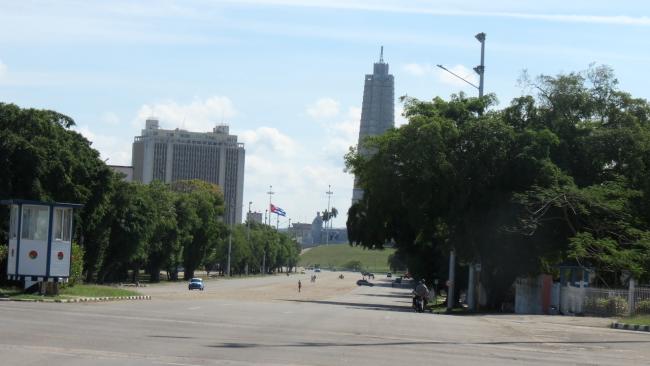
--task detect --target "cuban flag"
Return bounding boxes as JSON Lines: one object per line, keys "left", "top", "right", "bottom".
{"left": 270, "top": 203, "right": 286, "bottom": 217}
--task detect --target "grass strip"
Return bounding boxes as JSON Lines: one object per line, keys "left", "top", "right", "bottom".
{"left": 618, "top": 315, "right": 650, "bottom": 326}
{"left": 1, "top": 284, "right": 140, "bottom": 300}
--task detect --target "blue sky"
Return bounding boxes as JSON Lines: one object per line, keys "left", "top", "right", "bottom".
{"left": 1, "top": 0, "right": 649, "bottom": 226}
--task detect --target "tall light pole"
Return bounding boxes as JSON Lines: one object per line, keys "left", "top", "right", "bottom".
{"left": 474, "top": 32, "right": 486, "bottom": 98}
{"left": 436, "top": 32, "right": 486, "bottom": 99}
{"left": 437, "top": 32, "right": 486, "bottom": 312}
{"left": 267, "top": 185, "right": 274, "bottom": 214}
{"left": 325, "top": 185, "right": 333, "bottom": 245}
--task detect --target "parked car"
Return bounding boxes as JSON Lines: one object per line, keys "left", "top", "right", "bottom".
{"left": 188, "top": 278, "right": 204, "bottom": 291}
{"left": 386, "top": 272, "right": 392, "bottom": 278}
{"left": 314, "top": 268, "right": 321, "bottom": 273}
{"left": 356, "top": 279, "right": 374, "bottom": 287}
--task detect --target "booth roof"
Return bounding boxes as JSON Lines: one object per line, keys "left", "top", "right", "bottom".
{"left": 0, "top": 199, "right": 83, "bottom": 208}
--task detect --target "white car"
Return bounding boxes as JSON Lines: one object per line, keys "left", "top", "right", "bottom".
{"left": 188, "top": 278, "right": 204, "bottom": 291}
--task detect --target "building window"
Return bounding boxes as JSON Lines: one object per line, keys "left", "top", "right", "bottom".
{"left": 53, "top": 207, "right": 73, "bottom": 242}
{"left": 21, "top": 205, "right": 49, "bottom": 241}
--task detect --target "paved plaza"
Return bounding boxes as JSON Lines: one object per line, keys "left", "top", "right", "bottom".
{"left": 1, "top": 272, "right": 649, "bottom": 365}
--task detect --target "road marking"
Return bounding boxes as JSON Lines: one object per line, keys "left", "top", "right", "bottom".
{"left": 187, "top": 306, "right": 200, "bottom": 310}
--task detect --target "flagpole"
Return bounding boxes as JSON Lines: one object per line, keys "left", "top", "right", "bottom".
{"left": 266, "top": 185, "right": 274, "bottom": 226}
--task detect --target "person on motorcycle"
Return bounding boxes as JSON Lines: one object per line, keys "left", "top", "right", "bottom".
{"left": 413, "top": 280, "right": 430, "bottom": 309}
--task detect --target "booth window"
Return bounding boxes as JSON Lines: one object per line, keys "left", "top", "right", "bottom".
{"left": 9, "top": 205, "right": 18, "bottom": 239}
{"left": 53, "top": 208, "right": 72, "bottom": 242}
{"left": 21, "top": 206, "right": 49, "bottom": 240}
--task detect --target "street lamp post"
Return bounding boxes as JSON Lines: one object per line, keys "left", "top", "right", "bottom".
{"left": 436, "top": 32, "right": 486, "bottom": 99}
{"left": 325, "top": 185, "right": 333, "bottom": 245}
{"left": 474, "top": 32, "right": 486, "bottom": 98}
{"left": 437, "top": 33, "right": 486, "bottom": 312}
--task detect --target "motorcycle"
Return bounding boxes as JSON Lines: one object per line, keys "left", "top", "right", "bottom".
{"left": 413, "top": 294, "right": 425, "bottom": 313}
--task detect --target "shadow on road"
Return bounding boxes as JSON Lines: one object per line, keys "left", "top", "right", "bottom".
{"left": 208, "top": 339, "right": 650, "bottom": 349}
{"left": 281, "top": 299, "right": 413, "bottom": 312}
{"left": 361, "top": 293, "right": 410, "bottom": 299}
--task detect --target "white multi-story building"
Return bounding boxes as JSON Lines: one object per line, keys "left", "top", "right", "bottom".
{"left": 132, "top": 119, "right": 245, "bottom": 224}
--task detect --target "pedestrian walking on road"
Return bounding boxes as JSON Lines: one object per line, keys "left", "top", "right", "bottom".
{"left": 298, "top": 280, "right": 302, "bottom": 293}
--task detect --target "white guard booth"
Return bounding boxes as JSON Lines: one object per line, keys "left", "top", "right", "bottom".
{"left": 2, "top": 199, "right": 82, "bottom": 288}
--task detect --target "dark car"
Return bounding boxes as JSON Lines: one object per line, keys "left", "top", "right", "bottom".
{"left": 386, "top": 272, "right": 392, "bottom": 278}
{"left": 188, "top": 278, "right": 204, "bottom": 291}
{"left": 356, "top": 279, "right": 374, "bottom": 287}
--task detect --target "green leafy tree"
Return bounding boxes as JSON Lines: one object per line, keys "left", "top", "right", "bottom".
{"left": 0, "top": 103, "right": 114, "bottom": 282}
{"left": 347, "top": 65, "right": 650, "bottom": 308}
{"left": 99, "top": 180, "right": 155, "bottom": 282}
{"left": 145, "top": 181, "right": 179, "bottom": 282}
{"left": 172, "top": 180, "right": 225, "bottom": 280}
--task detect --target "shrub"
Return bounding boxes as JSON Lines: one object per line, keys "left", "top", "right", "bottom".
{"left": 635, "top": 300, "right": 650, "bottom": 315}
{"left": 585, "top": 296, "right": 628, "bottom": 316}
{"left": 66, "top": 243, "right": 85, "bottom": 286}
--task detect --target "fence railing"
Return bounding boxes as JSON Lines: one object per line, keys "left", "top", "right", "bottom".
{"left": 562, "top": 286, "right": 650, "bottom": 317}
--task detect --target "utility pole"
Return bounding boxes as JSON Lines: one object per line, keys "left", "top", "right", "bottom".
{"left": 325, "top": 185, "right": 333, "bottom": 245}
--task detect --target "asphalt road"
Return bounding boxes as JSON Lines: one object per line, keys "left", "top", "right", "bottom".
{"left": 1, "top": 273, "right": 649, "bottom": 365}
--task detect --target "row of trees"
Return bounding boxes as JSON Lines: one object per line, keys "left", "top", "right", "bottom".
{"left": 346, "top": 66, "right": 650, "bottom": 308}
{"left": 0, "top": 103, "right": 299, "bottom": 284}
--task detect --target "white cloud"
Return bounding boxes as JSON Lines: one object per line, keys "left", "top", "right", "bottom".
{"left": 134, "top": 96, "right": 237, "bottom": 132}
{"left": 396, "top": 104, "right": 408, "bottom": 127}
{"left": 239, "top": 127, "right": 298, "bottom": 158}
{"left": 322, "top": 107, "right": 360, "bottom": 159}
{"left": 307, "top": 98, "right": 340, "bottom": 119}
{"left": 436, "top": 64, "right": 479, "bottom": 89}
{"left": 74, "top": 125, "right": 132, "bottom": 165}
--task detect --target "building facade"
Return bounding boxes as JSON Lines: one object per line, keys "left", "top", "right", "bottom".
{"left": 352, "top": 47, "right": 395, "bottom": 203}
{"left": 246, "top": 211, "right": 263, "bottom": 225}
{"left": 132, "top": 119, "right": 245, "bottom": 224}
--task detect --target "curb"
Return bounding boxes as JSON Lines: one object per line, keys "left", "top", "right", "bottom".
{"left": 611, "top": 322, "right": 650, "bottom": 332}
{"left": 0, "top": 296, "right": 151, "bottom": 303}
{"left": 56, "top": 295, "right": 151, "bottom": 303}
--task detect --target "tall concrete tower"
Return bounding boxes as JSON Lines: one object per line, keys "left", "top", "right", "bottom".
{"left": 352, "top": 47, "right": 395, "bottom": 203}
